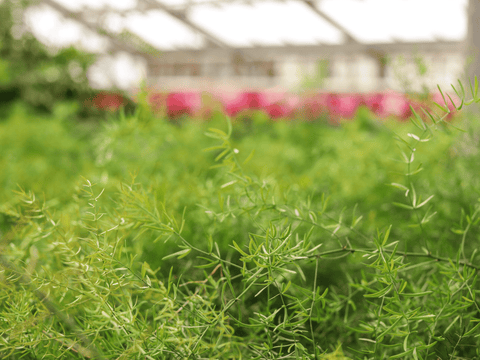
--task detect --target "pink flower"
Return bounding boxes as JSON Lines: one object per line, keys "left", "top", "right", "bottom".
{"left": 285, "top": 94, "right": 302, "bottom": 110}
{"left": 262, "top": 92, "right": 296, "bottom": 119}
{"left": 362, "top": 93, "right": 385, "bottom": 116}
{"left": 381, "top": 91, "right": 412, "bottom": 120}
{"left": 217, "top": 91, "right": 268, "bottom": 116}
{"left": 241, "top": 92, "right": 266, "bottom": 109}
{"left": 166, "top": 92, "right": 201, "bottom": 118}
{"left": 265, "top": 103, "right": 290, "bottom": 119}
{"left": 263, "top": 91, "right": 286, "bottom": 105}
{"left": 224, "top": 100, "right": 244, "bottom": 117}
{"left": 326, "top": 93, "right": 361, "bottom": 120}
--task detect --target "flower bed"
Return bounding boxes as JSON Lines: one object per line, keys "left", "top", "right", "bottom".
{"left": 90, "top": 88, "right": 460, "bottom": 122}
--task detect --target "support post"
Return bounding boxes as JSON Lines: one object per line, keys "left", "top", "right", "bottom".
{"left": 466, "top": 0, "right": 480, "bottom": 111}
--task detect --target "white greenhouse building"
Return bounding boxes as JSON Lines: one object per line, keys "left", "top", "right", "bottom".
{"left": 21, "top": 0, "right": 478, "bottom": 94}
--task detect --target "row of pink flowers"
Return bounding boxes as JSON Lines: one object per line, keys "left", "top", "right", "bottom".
{"left": 90, "top": 89, "right": 460, "bottom": 122}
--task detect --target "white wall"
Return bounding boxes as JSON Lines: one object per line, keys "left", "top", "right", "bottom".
{"left": 147, "top": 51, "right": 466, "bottom": 94}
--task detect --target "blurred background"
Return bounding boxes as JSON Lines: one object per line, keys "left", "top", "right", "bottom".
{"left": 1, "top": 0, "right": 478, "bottom": 101}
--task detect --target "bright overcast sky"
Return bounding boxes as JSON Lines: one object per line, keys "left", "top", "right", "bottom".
{"left": 21, "top": 0, "right": 469, "bottom": 89}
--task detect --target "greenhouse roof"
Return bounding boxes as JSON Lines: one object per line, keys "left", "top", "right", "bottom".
{"left": 27, "top": 0, "right": 468, "bottom": 53}
{"left": 17, "top": 0, "right": 469, "bottom": 90}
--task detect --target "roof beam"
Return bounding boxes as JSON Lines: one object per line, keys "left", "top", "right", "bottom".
{"left": 149, "top": 40, "right": 464, "bottom": 63}
{"left": 40, "top": 0, "right": 162, "bottom": 62}
{"left": 466, "top": 0, "right": 480, "bottom": 89}
{"left": 302, "top": 0, "right": 359, "bottom": 44}
{"left": 137, "top": 0, "right": 231, "bottom": 49}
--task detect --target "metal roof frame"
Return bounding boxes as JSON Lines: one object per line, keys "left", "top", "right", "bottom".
{"left": 35, "top": 0, "right": 374, "bottom": 54}
{"left": 28, "top": 0, "right": 473, "bottom": 92}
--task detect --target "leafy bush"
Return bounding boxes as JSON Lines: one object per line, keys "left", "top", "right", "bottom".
{"left": 0, "top": 0, "right": 136, "bottom": 118}
{"left": 1, "top": 79, "right": 480, "bottom": 359}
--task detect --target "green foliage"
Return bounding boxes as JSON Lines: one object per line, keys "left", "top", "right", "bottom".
{"left": 1, "top": 78, "right": 480, "bottom": 359}
{"left": 0, "top": 104, "right": 92, "bottom": 203}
